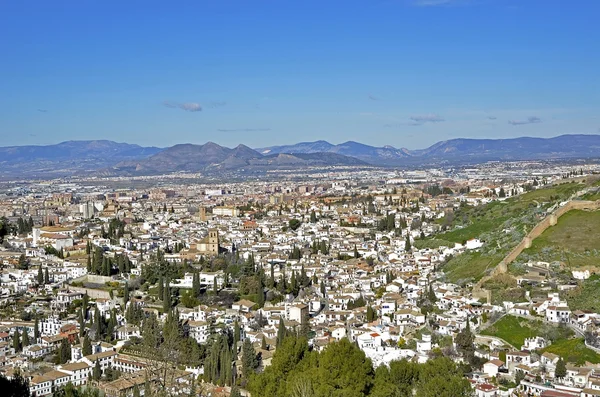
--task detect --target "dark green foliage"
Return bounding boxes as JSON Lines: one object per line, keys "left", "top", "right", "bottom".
{"left": 288, "top": 219, "right": 302, "bottom": 231}
{"left": 249, "top": 336, "right": 472, "bottom": 397}
{"left": 83, "top": 337, "right": 92, "bottom": 356}
{"left": 366, "top": 306, "right": 378, "bottom": 323}
{"left": 277, "top": 318, "right": 286, "bottom": 348}
{"left": 0, "top": 371, "right": 31, "bottom": 397}
{"left": 13, "top": 329, "right": 21, "bottom": 352}
{"left": 242, "top": 338, "right": 259, "bottom": 379}
{"left": 59, "top": 338, "right": 71, "bottom": 364}
{"left": 93, "top": 361, "right": 101, "bottom": 381}
{"left": 123, "top": 282, "right": 130, "bottom": 305}
{"left": 555, "top": 358, "right": 567, "bottom": 379}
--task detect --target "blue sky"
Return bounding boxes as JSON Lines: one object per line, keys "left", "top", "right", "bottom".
{"left": 0, "top": 0, "right": 598, "bottom": 149}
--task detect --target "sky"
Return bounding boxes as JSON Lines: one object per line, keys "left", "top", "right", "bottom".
{"left": 0, "top": 0, "right": 598, "bottom": 150}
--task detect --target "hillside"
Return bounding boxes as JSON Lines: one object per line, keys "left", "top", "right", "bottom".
{"left": 516, "top": 209, "right": 600, "bottom": 269}
{"left": 429, "top": 182, "right": 586, "bottom": 285}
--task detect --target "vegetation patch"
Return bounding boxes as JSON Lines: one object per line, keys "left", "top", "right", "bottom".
{"left": 481, "top": 315, "right": 572, "bottom": 348}
{"left": 433, "top": 182, "right": 586, "bottom": 283}
{"left": 481, "top": 274, "right": 525, "bottom": 305}
{"left": 566, "top": 275, "right": 600, "bottom": 312}
{"left": 541, "top": 338, "right": 600, "bottom": 365}
{"left": 517, "top": 210, "right": 600, "bottom": 269}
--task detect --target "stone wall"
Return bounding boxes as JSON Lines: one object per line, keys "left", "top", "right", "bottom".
{"left": 473, "top": 199, "right": 600, "bottom": 302}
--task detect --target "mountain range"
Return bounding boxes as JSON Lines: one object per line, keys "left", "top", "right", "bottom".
{"left": 257, "top": 134, "right": 600, "bottom": 165}
{"left": 1, "top": 134, "right": 599, "bottom": 179}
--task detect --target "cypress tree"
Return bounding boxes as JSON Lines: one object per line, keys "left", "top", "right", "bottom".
{"left": 93, "top": 360, "right": 101, "bottom": 381}
{"left": 163, "top": 280, "right": 171, "bottom": 312}
{"left": 44, "top": 268, "right": 50, "bottom": 284}
{"left": 37, "top": 267, "right": 43, "bottom": 285}
{"left": 22, "top": 329, "right": 30, "bottom": 347}
{"left": 261, "top": 335, "right": 267, "bottom": 350}
{"left": 123, "top": 282, "right": 130, "bottom": 305}
{"left": 157, "top": 276, "right": 164, "bottom": 299}
{"left": 83, "top": 336, "right": 92, "bottom": 356}
{"left": 276, "top": 318, "right": 286, "bottom": 347}
{"left": 13, "top": 329, "right": 21, "bottom": 352}
{"left": 34, "top": 318, "right": 40, "bottom": 341}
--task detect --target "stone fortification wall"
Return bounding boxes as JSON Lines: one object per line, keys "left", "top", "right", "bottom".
{"left": 473, "top": 200, "right": 600, "bottom": 302}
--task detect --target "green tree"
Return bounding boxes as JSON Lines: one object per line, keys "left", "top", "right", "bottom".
{"left": 37, "top": 266, "right": 44, "bottom": 285}
{"left": 0, "top": 371, "right": 30, "bottom": 397}
{"left": 12, "top": 328, "right": 21, "bottom": 352}
{"left": 93, "top": 360, "right": 101, "bottom": 381}
{"left": 157, "top": 276, "right": 164, "bottom": 300}
{"left": 123, "top": 282, "right": 130, "bottom": 305}
{"left": 163, "top": 280, "right": 171, "bottom": 312}
{"left": 277, "top": 318, "right": 286, "bottom": 348}
{"left": 21, "top": 330, "right": 29, "bottom": 347}
{"left": 59, "top": 338, "right": 71, "bottom": 364}
{"left": 555, "top": 357, "right": 567, "bottom": 379}
{"left": 44, "top": 268, "right": 50, "bottom": 284}
{"left": 242, "top": 338, "right": 258, "bottom": 379}
{"left": 289, "top": 219, "right": 302, "bottom": 231}
{"left": 83, "top": 336, "right": 92, "bottom": 356}
{"left": 34, "top": 318, "right": 40, "bottom": 341}
{"left": 314, "top": 338, "right": 374, "bottom": 397}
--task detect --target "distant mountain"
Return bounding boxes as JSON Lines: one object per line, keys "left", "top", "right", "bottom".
{"left": 411, "top": 135, "right": 600, "bottom": 161}
{"left": 2, "top": 134, "right": 600, "bottom": 179}
{"left": 258, "top": 140, "right": 408, "bottom": 163}
{"left": 258, "top": 134, "right": 600, "bottom": 165}
{"left": 108, "top": 142, "right": 366, "bottom": 175}
{"left": 0, "top": 140, "right": 162, "bottom": 178}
